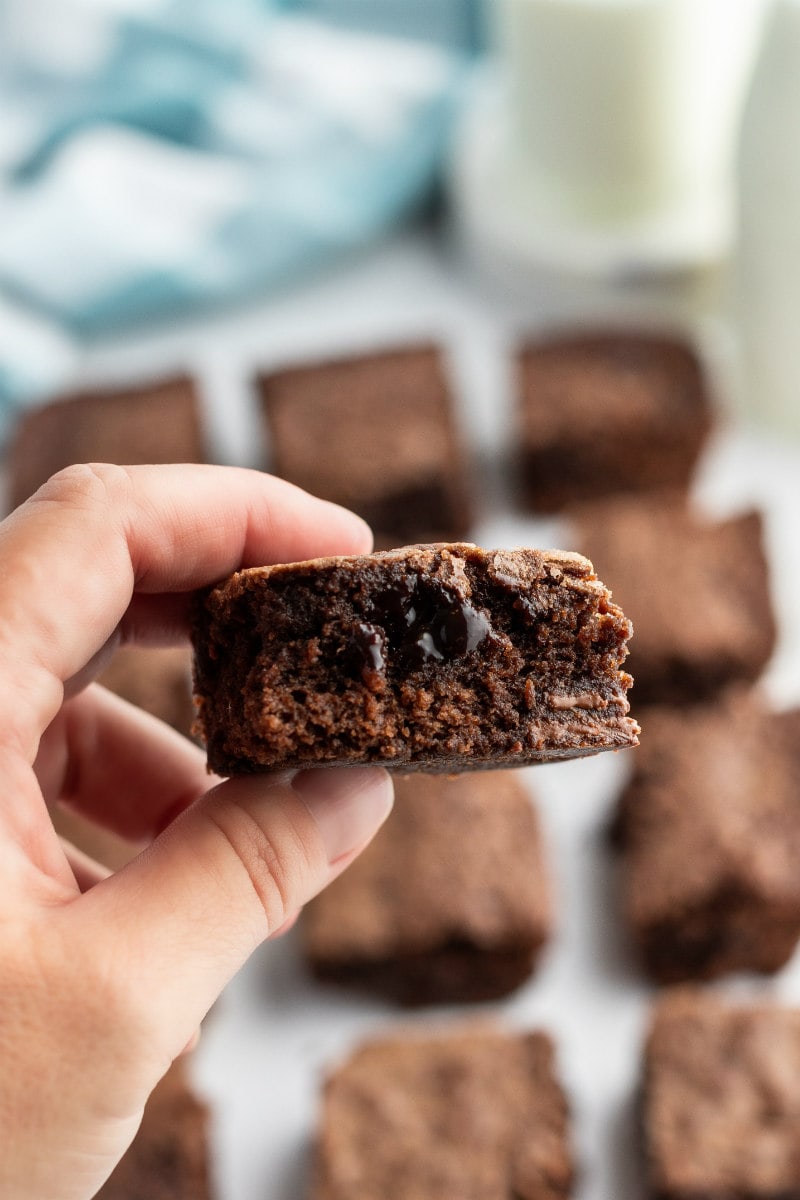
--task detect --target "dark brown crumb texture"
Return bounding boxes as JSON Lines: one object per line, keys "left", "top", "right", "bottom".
{"left": 615, "top": 691, "right": 800, "bottom": 983}
{"left": 516, "top": 330, "right": 713, "bottom": 512}
{"left": 643, "top": 990, "right": 800, "bottom": 1200}
{"left": 6, "top": 374, "right": 205, "bottom": 511}
{"left": 257, "top": 344, "right": 471, "bottom": 546}
{"left": 574, "top": 495, "right": 775, "bottom": 706}
{"left": 192, "top": 542, "right": 638, "bottom": 774}
{"left": 94, "top": 1062, "right": 213, "bottom": 1200}
{"left": 303, "top": 770, "right": 553, "bottom": 1005}
{"left": 313, "top": 1025, "right": 574, "bottom": 1200}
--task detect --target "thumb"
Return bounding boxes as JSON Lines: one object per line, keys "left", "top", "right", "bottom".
{"left": 77, "top": 766, "right": 393, "bottom": 1054}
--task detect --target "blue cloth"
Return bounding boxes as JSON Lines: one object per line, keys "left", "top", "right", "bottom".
{"left": 0, "top": 0, "right": 464, "bottom": 435}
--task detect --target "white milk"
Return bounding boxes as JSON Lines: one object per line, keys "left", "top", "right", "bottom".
{"left": 736, "top": 0, "right": 800, "bottom": 436}
{"left": 495, "top": 0, "right": 767, "bottom": 224}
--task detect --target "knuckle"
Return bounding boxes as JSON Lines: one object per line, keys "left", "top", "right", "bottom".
{"left": 34, "top": 462, "right": 133, "bottom": 512}
{"left": 204, "top": 803, "right": 314, "bottom": 936}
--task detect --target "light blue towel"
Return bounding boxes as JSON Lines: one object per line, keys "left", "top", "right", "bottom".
{"left": 0, "top": 0, "right": 465, "bottom": 437}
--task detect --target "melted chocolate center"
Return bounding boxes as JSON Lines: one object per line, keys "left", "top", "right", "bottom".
{"left": 368, "top": 574, "right": 492, "bottom": 668}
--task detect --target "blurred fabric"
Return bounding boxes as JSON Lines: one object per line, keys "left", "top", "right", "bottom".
{"left": 0, "top": 0, "right": 464, "bottom": 435}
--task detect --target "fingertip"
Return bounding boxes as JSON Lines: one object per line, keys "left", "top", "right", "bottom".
{"left": 292, "top": 765, "right": 394, "bottom": 865}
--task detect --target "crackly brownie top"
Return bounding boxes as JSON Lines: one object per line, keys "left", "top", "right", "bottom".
{"left": 304, "top": 771, "right": 551, "bottom": 961}
{"left": 315, "top": 1026, "right": 572, "bottom": 1200}
{"left": 645, "top": 991, "right": 800, "bottom": 1196}
{"left": 8, "top": 375, "right": 204, "bottom": 509}
{"left": 212, "top": 542, "right": 604, "bottom": 606}
{"left": 574, "top": 496, "right": 774, "bottom": 681}
{"left": 617, "top": 691, "right": 800, "bottom": 927}
{"left": 518, "top": 330, "right": 710, "bottom": 444}
{"left": 258, "top": 344, "right": 462, "bottom": 502}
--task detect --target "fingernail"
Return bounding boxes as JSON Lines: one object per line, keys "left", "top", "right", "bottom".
{"left": 292, "top": 766, "right": 393, "bottom": 864}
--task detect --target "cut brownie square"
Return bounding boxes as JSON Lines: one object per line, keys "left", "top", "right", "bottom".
{"left": 7, "top": 375, "right": 205, "bottom": 510}
{"left": 615, "top": 690, "right": 800, "bottom": 983}
{"left": 643, "top": 990, "right": 800, "bottom": 1200}
{"left": 313, "top": 1025, "right": 574, "bottom": 1200}
{"left": 303, "top": 770, "right": 552, "bottom": 1004}
{"left": 98, "top": 646, "right": 195, "bottom": 740}
{"left": 191, "top": 542, "right": 638, "bottom": 774}
{"left": 257, "top": 345, "right": 471, "bottom": 546}
{"left": 574, "top": 495, "right": 775, "bottom": 705}
{"left": 95, "top": 1061, "right": 213, "bottom": 1199}
{"left": 516, "top": 331, "right": 713, "bottom": 512}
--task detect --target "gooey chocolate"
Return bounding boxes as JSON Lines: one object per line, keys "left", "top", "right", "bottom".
{"left": 346, "top": 574, "right": 493, "bottom": 681}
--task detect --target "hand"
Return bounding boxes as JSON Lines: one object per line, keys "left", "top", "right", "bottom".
{"left": 0, "top": 463, "right": 394, "bottom": 1200}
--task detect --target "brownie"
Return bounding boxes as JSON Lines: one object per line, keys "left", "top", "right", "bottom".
{"left": 516, "top": 331, "right": 713, "bottom": 512}
{"left": 303, "top": 770, "right": 552, "bottom": 1004}
{"left": 257, "top": 345, "right": 471, "bottom": 546}
{"left": 7, "top": 375, "right": 205, "bottom": 510}
{"left": 98, "top": 646, "right": 195, "bottom": 740}
{"left": 313, "top": 1025, "right": 574, "bottom": 1200}
{"left": 574, "top": 495, "right": 775, "bottom": 705}
{"left": 95, "top": 1061, "right": 213, "bottom": 1199}
{"left": 191, "top": 542, "right": 638, "bottom": 774}
{"left": 643, "top": 990, "right": 800, "bottom": 1199}
{"left": 615, "top": 690, "right": 800, "bottom": 983}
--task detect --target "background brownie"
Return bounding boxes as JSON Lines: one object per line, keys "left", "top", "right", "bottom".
{"left": 313, "top": 1025, "right": 573, "bottom": 1200}
{"left": 98, "top": 646, "right": 195, "bottom": 740}
{"left": 96, "top": 1061, "right": 214, "bottom": 1199}
{"left": 192, "top": 542, "right": 638, "bottom": 774}
{"left": 615, "top": 691, "right": 800, "bottom": 982}
{"left": 574, "top": 495, "right": 775, "bottom": 705}
{"left": 643, "top": 990, "right": 800, "bottom": 1200}
{"left": 257, "top": 344, "right": 471, "bottom": 546}
{"left": 303, "top": 771, "right": 552, "bottom": 1005}
{"left": 516, "top": 331, "right": 713, "bottom": 512}
{"left": 6, "top": 375, "right": 205, "bottom": 510}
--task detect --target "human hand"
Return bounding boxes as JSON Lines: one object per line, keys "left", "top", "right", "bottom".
{"left": 0, "top": 463, "right": 394, "bottom": 1200}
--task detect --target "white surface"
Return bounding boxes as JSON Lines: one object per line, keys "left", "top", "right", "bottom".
{"left": 72, "top": 229, "right": 800, "bottom": 1200}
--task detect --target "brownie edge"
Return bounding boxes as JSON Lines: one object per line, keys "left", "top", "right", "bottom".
{"left": 191, "top": 542, "right": 638, "bottom": 774}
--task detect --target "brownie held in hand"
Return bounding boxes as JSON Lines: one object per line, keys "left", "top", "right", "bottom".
{"left": 6, "top": 375, "right": 206, "bottom": 511}
{"left": 615, "top": 690, "right": 800, "bottom": 983}
{"left": 313, "top": 1025, "right": 574, "bottom": 1200}
{"left": 257, "top": 344, "right": 471, "bottom": 547}
{"left": 516, "top": 330, "right": 712, "bottom": 512}
{"left": 303, "top": 771, "right": 553, "bottom": 1005}
{"left": 192, "top": 542, "right": 638, "bottom": 774}
{"left": 575, "top": 496, "right": 775, "bottom": 705}
{"left": 643, "top": 991, "right": 800, "bottom": 1200}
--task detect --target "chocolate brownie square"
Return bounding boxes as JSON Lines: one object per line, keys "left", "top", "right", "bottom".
{"left": 96, "top": 1061, "right": 213, "bottom": 1199}
{"left": 257, "top": 345, "right": 471, "bottom": 546}
{"left": 313, "top": 1025, "right": 574, "bottom": 1200}
{"left": 7, "top": 375, "right": 205, "bottom": 510}
{"left": 98, "top": 646, "right": 195, "bottom": 740}
{"left": 516, "top": 331, "right": 713, "bottom": 512}
{"left": 615, "top": 690, "right": 800, "bottom": 983}
{"left": 643, "top": 990, "right": 800, "bottom": 1199}
{"left": 192, "top": 542, "right": 638, "bottom": 774}
{"left": 303, "top": 770, "right": 552, "bottom": 1004}
{"left": 574, "top": 495, "right": 775, "bottom": 705}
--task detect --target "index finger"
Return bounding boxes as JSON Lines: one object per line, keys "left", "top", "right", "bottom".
{"left": 0, "top": 463, "right": 372, "bottom": 758}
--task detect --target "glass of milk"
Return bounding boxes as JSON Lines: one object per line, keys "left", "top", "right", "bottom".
{"left": 494, "top": 0, "right": 768, "bottom": 226}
